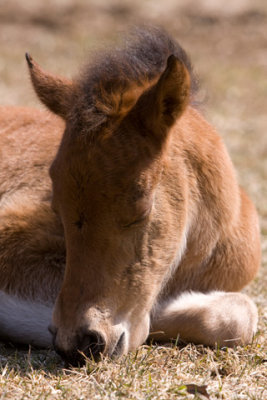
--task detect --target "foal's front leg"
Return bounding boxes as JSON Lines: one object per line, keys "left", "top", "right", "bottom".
{"left": 150, "top": 291, "right": 258, "bottom": 347}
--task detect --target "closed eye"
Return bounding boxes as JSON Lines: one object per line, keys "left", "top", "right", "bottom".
{"left": 122, "top": 208, "right": 152, "bottom": 229}
{"left": 123, "top": 217, "right": 146, "bottom": 229}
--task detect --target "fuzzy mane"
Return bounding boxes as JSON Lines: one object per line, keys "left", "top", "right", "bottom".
{"left": 73, "top": 27, "right": 198, "bottom": 133}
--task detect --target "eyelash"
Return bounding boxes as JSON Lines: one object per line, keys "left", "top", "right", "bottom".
{"left": 122, "top": 207, "right": 152, "bottom": 229}
{"left": 123, "top": 216, "right": 147, "bottom": 229}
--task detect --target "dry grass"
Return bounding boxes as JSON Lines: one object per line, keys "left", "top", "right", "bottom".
{"left": 0, "top": 0, "right": 266, "bottom": 399}
{"left": 0, "top": 339, "right": 266, "bottom": 399}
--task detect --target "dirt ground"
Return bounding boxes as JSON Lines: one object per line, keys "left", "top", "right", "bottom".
{"left": 0, "top": 1, "right": 266, "bottom": 399}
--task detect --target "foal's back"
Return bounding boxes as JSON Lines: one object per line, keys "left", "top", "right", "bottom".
{"left": 0, "top": 106, "right": 63, "bottom": 201}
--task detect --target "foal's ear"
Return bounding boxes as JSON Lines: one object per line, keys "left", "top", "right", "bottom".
{"left": 137, "top": 55, "right": 190, "bottom": 138}
{"left": 25, "top": 53, "right": 74, "bottom": 119}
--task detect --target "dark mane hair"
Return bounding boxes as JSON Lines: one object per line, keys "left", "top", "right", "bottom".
{"left": 73, "top": 27, "right": 198, "bottom": 132}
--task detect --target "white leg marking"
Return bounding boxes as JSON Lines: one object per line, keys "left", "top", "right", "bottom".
{"left": 0, "top": 290, "right": 53, "bottom": 347}
{"left": 152, "top": 291, "right": 258, "bottom": 346}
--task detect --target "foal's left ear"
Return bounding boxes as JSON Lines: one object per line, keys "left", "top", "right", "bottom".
{"left": 136, "top": 55, "right": 190, "bottom": 138}
{"left": 25, "top": 53, "right": 75, "bottom": 119}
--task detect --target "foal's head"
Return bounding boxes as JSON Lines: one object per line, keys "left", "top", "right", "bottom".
{"left": 27, "top": 28, "right": 192, "bottom": 365}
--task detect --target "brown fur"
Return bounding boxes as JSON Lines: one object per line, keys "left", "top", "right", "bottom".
{"left": 0, "top": 107, "right": 65, "bottom": 301}
{"left": 0, "top": 27, "right": 261, "bottom": 365}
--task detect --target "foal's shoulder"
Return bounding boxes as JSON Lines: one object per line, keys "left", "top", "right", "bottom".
{"left": 176, "top": 106, "right": 223, "bottom": 147}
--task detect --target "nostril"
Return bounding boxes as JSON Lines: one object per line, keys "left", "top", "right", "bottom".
{"left": 78, "top": 330, "right": 106, "bottom": 360}
{"left": 52, "top": 329, "right": 106, "bottom": 366}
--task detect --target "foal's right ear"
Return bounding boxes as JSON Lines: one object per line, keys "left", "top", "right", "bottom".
{"left": 25, "top": 53, "right": 75, "bottom": 119}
